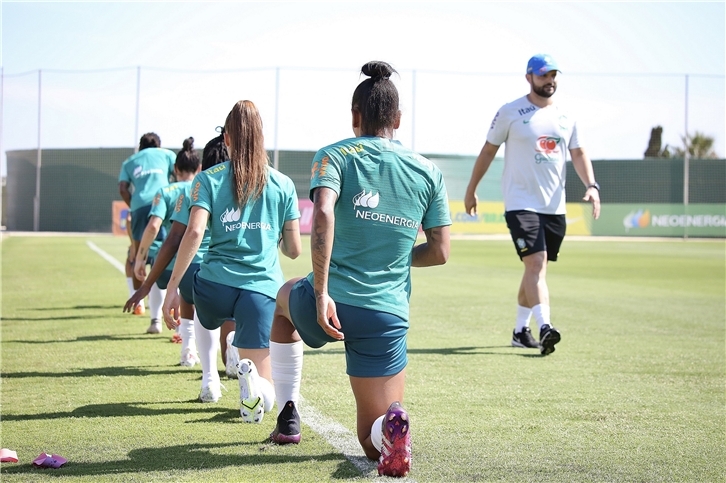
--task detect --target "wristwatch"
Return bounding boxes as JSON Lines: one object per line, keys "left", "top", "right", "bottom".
{"left": 586, "top": 182, "right": 600, "bottom": 191}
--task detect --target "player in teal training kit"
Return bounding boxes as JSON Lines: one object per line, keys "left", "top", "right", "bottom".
{"left": 124, "top": 132, "right": 234, "bottom": 402}
{"left": 269, "top": 61, "right": 451, "bottom": 478}
{"left": 134, "top": 138, "right": 202, "bottom": 351}
{"left": 162, "top": 101, "right": 302, "bottom": 418}
{"left": 119, "top": 133, "right": 176, "bottom": 330}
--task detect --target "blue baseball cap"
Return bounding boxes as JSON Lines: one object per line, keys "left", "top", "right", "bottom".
{"left": 526, "top": 54, "right": 560, "bottom": 75}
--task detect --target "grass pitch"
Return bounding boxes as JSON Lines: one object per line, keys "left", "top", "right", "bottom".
{"left": 1, "top": 234, "right": 724, "bottom": 482}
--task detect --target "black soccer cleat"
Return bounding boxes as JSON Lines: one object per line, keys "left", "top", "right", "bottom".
{"left": 270, "top": 400, "right": 301, "bottom": 444}
{"left": 539, "top": 324, "right": 561, "bottom": 356}
{"left": 511, "top": 327, "right": 540, "bottom": 349}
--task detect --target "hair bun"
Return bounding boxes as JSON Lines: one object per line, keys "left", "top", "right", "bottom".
{"left": 182, "top": 137, "right": 195, "bottom": 151}
{"left": 362, "top": 61, "right": 395, "bottom": 80}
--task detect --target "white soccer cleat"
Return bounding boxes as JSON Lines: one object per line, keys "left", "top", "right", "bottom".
{"left": 238, "top": 359, "right": 264, "bottom": 423}
{"left": 180, "top": 347, "right": 200, "bottom": 367}
{"left": 225, "top": 331, "right": 239, "bottom": 379}
{"left": 146, "top": 319, "right": 162, "bottom": 334}
{"left": 198, "top": 381, "right": 223, "bottom": 403}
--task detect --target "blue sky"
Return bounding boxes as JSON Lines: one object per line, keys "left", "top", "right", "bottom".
{"left": 1, "top": 1, "right": 724, "bottom": 169}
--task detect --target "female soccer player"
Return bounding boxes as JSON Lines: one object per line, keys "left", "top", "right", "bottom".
{"left": 125, "top": 132, "right": 235, "bottom": 401}
{"left": 268, "top": 61, "right": 451, "bottom": 477}
{"left": 162, "top": 100, "right": 301, "bottom": 421}
{"left": 133, "top": 137, "right": 201, "bottom": 365}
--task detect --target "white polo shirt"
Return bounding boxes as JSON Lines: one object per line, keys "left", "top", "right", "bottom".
{"left": 487, "top": 95, "right": 581, "bottom": 215}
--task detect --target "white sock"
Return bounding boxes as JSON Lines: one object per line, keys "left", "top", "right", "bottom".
{"left": 180, "top": 317, "right": 196, "bottom": 353}
{"left": 148, "top": 283, "right": 166, "bottom": 320}
{"left": 370, "top": 414, "right": 385, "bottom": 452}
{"left": 270, "top": 341, "right": 303, "bottom": 415}
{"left": 194, "top": 313, "right": 220, "bottom": 388}
{"left": 257, "top": 376, "right": 276, "bottom": 413}
{"left": 532, "top": 304, "right": 551, "bottom": 329}
{"left": 515, "top": 305, "right": 532, "bottom": 332}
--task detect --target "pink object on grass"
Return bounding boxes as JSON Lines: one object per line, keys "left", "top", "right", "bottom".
{"left": 0, "top": 448, "right": 18, "bottom": 463}
{"left": 32, "top": 452, "right": 67, "bottom": 468}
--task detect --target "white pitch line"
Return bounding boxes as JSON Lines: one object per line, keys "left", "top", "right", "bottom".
{"left": 86, "top": 238, "right": 387, "bottom": 478}
{"left": 297, "top": 396, "right": 378, "bottom": 476}
{"left": 86, "top": 240, "right": 125, "bottom": 273}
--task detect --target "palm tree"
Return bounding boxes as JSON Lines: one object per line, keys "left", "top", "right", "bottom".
{"left": 674, "top": 131, "right": 719, "bottom": 159}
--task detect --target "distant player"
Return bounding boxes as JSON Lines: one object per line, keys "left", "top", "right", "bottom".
{"left": 268, "top": 61, "right": 451, "bottom": 478}
{"left": 133, "top": 137, "right": 201, "bottom": 364}
{"left": 118, "top": 133, "right": 176, "bottom": 333}
{"left": 464, "top": 54, "right": 601, "bottom": 355}
{"left": 162, "top": 101, "right": 301, "bottom": 417}
{"left": 124, "top": 131, "right": 237, "bottom": 401}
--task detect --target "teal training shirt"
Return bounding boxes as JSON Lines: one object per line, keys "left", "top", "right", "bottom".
{"left": 170, "top": 180, "right": 209, "bottom": 266}
{"left": 148, "top": 181, "right": 188, "bottom": 268}
{"left": 308, "top": 136, "right": 451, "bottom": 321}
{"left": 190, "top": 161, "right": 300, "bottom": 298}
{"left": 118, "top": 148, "right": 176, "bottom": 211}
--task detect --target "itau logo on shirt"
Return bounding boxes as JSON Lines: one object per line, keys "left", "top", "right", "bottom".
{"left": 352, "top": 190, "right": 380, "bottom": 209}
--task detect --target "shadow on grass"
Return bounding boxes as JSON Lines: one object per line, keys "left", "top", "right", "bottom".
{"left": 2, "top": 315, "right": 126, "bottom": 322}
{"left": 1, "top": 400, "right": 241, "bottom": 422}
{"left": 305, "top": 345, "right": 544, "bottom": 358}
{"left": 0, "top": 442, "right": 361, "bottom": 479}
{"left": 28, "top": 305, "right": 123, "bottom": 311}
{"left": 0, "top": 364, "right": 193, "bottom": 380}
{"left": 2, "top": 334, "right": 166, "bottom": 344}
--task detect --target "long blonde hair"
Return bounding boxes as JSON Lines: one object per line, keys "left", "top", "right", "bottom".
{"left": 224, "top": 100, "right": 268, "bottom": 207}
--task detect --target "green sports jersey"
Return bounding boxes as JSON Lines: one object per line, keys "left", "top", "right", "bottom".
{"left": 308, "top": 136, "right": 451, "bottom": 321}
{"left": 148, "top": 181, "right": 188, "bottom": 268}
{"left": 118, "top": 148, "right": 176, "bottom": 211}
{"left": 190, "top": 161, "right": 300, "bottom": 298}
{"left": 170, "top": 180, "right": 209, "bottom": 266}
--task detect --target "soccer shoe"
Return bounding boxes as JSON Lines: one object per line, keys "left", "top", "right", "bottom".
{"left": 133, "top": 304, "right": 145, "bottom": 316}
{"left": 238, "top": 359, "right": 265, "bottom": 423}
{"left": 225, "top": 331, "right": 239, "bottom": 379}
{"left": 198, "top": 382, "right": 223, "bottom": 403}
{"left": 539, "top": 324, "right": 561, "bottom": 356}
{"left": 146, "top": 319, "right": 162, "bottom": 334}
{"left": 511, "top": 327, "right": 539, "bottom": 349}
{"left": 378, "top": 401, "right": 412, "bottom": 477}
{"left": 170, "top": 332, "right": 182, "bottom": 344}
{"left": 270, "top": 400, "right": 301, "bottom": 444}
{"left": 180, "top": 347, "right": 200, "bottom": 367}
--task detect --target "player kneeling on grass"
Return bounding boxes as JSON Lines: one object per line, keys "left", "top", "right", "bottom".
{"left": 162, "top": 100, "right": 302, "bottom": 419}
{"left": 268, "top": 61, "right": 451, "bottom": 478}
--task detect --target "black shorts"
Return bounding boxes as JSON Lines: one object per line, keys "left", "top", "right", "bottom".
{"left": 505, "top": 210, "right": 566, "bottom": 261}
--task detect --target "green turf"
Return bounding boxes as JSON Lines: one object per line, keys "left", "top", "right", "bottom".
{"left": 1, "top": 235, "right": 724, "bottom": 482}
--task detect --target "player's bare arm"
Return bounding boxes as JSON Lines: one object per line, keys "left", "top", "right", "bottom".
{"left": 570, "top": 147, "right": 601, "bottom": 219}
{"left": 465, "top": 142, "right": 500, "bottom": 215}
{"left": 412, "top": 225, "right": 450, "bottom": 267}
{"left": 311, "top": 187, "right": 343, "bottom": 339}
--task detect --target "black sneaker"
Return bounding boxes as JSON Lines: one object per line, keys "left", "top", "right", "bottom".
{"left": 270, "top": 400, "right": 301, "bottom": 444}
{"left": 511, "top": 327, "right": 539, "bottom": 349}
{"left": 539, "top": 324, "right": 561, "bottom": 356}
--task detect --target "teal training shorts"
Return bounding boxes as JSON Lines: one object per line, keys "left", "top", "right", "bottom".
{"left": 192, "top": 273, "right": 273, "bottom": 349}
{"left": 289, "top": 278, "right": 408, "bottom": 378}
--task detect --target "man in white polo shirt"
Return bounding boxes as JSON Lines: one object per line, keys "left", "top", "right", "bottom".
{"left": 464, "top": 54, "right": 600, "bottom": 355}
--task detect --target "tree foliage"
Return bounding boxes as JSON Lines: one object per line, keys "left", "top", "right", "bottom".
{"left": 644, "top": 127, "right": 718, "bottom": 159}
